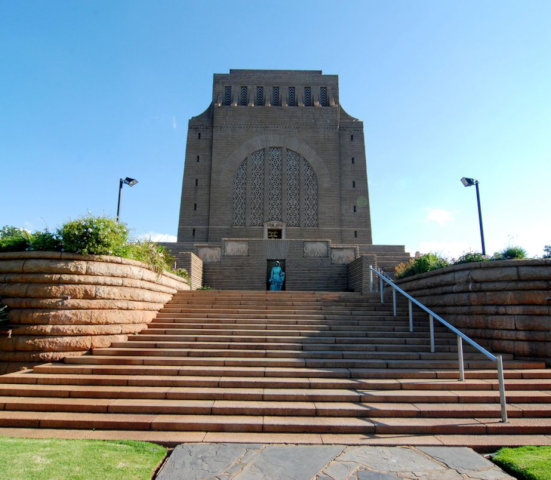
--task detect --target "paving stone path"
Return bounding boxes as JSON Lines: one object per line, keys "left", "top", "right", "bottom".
{"left": 155, "top": 444, "right": 514, "bottom": 480}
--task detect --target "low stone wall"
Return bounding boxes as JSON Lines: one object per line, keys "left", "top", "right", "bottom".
{"left": 0, "top": 252, "right": 189, "bottom": 371}
{"left": 175, "top": 251, "right": 203, "bottom": 290}
{"left": 396, "top": 259, "right": 551, "bottom": 361}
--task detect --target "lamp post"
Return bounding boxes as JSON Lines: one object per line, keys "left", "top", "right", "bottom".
{"left": 461, "top": 177, "right": 486, "bottom": 255}
{"left": 116, "top": 177, "right": 139, "bottom": 222}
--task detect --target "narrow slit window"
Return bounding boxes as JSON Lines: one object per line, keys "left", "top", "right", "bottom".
{"left": 304, "top": 86, "right": 312, "bottom": 106}
{"left": 192, "top": 228, "right": 196, "bottom": 237}
{"left": 198, "top": 132, "right": 201, "bottom": 139}
{"left": 272, "top": 86, "right": 280, "bottom": 106}
{"left": 352, "top": 181, "right": 356, "bottom": 188}
{"left": 288, "top": 87, "right": 296, "bottom": 106}
{"left": 354, "top": 230, "right": 358, "bottom": 238}
{"left": 351, "top": 157, "right": 355, "bottom": 164}
{"left": 256, "top": 86, "right": 264, "bottom": 106}
{"left": 320, "top": 87, "right": 328, "bottom": 106}
{"left": 194, "top": 203, "right": 197, "bottom": 211}
{"left": 195, "top": 178, "right": 199, "bottom": 186}
{"left": 196, "top": 155, "right": 200, "bottom": 162}
{"left": 240, "top": 86, "right": 248, "bottom": 106}
{"left": 223, "top": 86, "right": 232, "bottom": 105}
{"left": 350, "top": 134, "right": 354, "bottom": 141}
{"left": 353, "top": 205, "right": 357, "bottom": 213}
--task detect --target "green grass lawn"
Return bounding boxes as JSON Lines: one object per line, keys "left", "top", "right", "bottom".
{"left": 0, "top": 437, "right": 167, "bottom": 480}
{"left": 493, "top": 446, "right": 551, "bottom": 480}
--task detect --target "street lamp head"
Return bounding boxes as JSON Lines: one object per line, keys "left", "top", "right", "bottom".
{"left": 123, "top": 177, "right": 138, "bottom": 187}
{"left": 461, "top": 177, "right": 477, "bottom": 187}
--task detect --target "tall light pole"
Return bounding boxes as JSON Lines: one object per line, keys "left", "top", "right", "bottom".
{"left": 461, "top": 177, "right": 486, "bottom": 255}
{"left": 116, "top": 177, "right": 139, "bottom": 222}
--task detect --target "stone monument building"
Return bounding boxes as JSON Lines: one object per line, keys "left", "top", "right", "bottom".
{"left": 163, "top": 69, "right": 409, "bottom": 290}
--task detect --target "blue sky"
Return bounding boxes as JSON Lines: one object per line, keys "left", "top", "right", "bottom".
{"left": 1, "top": 0, "right": 550, "bottom": 258}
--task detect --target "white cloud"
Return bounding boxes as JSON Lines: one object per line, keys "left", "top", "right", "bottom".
{"left": 134, "top": 232, "right": 177, "bottom": 242}
{"left": 425, "top": 208, "right": 454, "bottom": 226}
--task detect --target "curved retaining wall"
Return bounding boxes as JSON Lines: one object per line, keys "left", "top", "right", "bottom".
{"left": 396, "top": 259, "right": 551, "bottom": 361}
{"left": 0, "top": 252, "right": 189, "bottom": 368}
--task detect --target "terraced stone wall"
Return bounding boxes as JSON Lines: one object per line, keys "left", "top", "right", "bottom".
{"left": 396, "top": 259, "right": 551, "bottom": 362}
{"left": 0, "top": 252, "right": 189, "bottom": 372}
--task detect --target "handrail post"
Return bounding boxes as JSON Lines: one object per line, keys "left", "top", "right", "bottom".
{"left": 408, "top": 299, "right": 413, "bottom": 332}
{"left": 369, "top": 266, "right": 374, "bottom": 292}
{"left": 392, "top": 288, "right": 397, "bottom": 316}
{"left": 429, "top": 314, "right": 435, "bottom": 353}
{"left": 380, "top": 278, "right": 384, "bottom": 303}
{"left": 497, "top": 354, "right": 508, "bottom": 423}
{"left": 457, "top": 335, "right": 465, "bottom": 381}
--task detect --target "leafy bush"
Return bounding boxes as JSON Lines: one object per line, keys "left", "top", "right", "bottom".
{"left": 493, "top": 246, "right": 527, "bottom": 260}
{"left": 454, "top": 251, "right": 489, "bottom": 264}
{"left": 59, "top": 216, "right": 129, "bottom": 255}
{"left": 0, "top": 226, "right": 32, "bottom": 252}
{"left": 123, "top": 240, "right": 175, "bottom": 275}
{"left": 543, "top": 245, "right": 551, "bottom": 259}
{"left": 174, "top": 268, "right": 190, "bottom": 282}
{"left": 394, "top": 253, "right": 449, "bottom": 279}
{"left": 29, "top": 231, "right": 62, "bottom": 251}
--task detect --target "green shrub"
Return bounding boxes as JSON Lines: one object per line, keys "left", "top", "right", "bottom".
{"left": 454, "top": 251, "right": 489, "bottom": 264}
{"left": 29, "top": 231, "right": 62, "bottom": 251}
{"left": 123, "top": 240, "right": 175, "bottom": 275}
{"left": 59, "top": 216, "right": 129, "bottom": 255}
{"left": 174, "top": 268, "right": 190, "bottom": 283}
{"left": 543, "top": 245, "right": 551, "bottom": 259}
{"left": 394, "top": 253, "right": 449, "bottom": 279}
{"left": 0, "top": 226, "right": 33, "bottom": 252}
{"left": 493, "top": 246, "right": 527, "bottom": 260}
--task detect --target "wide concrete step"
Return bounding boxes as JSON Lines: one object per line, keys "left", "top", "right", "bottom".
{"left": 110, "top": 341, "right": 477, "bottom": 353}
{"left": 0, "top": 410, "right": 550, "bottom": 435}
{"left": 91, "top": 348, "right": 499, "bottom": 362}
{"left": 2, "top": 397, "right": 549, "bottom": 419}
{"left": 61, "top": 354, "right": 527, "bottom": 370}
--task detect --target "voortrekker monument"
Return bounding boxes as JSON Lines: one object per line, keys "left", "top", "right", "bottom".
{"left": 163, "top": 69, "right": 409, "bottom": 290}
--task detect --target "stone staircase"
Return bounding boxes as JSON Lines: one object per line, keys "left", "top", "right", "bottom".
{"left": 0, "top": 290, "right": 550, "bottom": 448}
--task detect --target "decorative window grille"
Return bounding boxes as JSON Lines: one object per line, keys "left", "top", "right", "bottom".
{"left": 288, "top": 87, "right": 296, "bottom": 106}
{"left": 232, "top": 159, "right": 247, "bottom": 226}
{"left": 304, "top": 87, "right": 312, "bottom": 106}
{"left": 240, "top": 86, "right": 248, "bottom": 106}
{"left": 320, "top": 87, "right": 328, "bottom": 106}
{"left": 249, "top": 150, "right": 265, "bottom": 225}
{"left": 302, "top": 159, "right": 318, "bottom": 227}
{"left": 232, "top": 148, "right": 318, "bottom": 228}
{"left": 285, "top": 150, "right": 300, "bottom": 227}
{"left": 267, "top": 148, "right": 282, "bottom": 221}
{"left": 272, "top": 86, "right": 280, "bottom": 106}
{"left": 256, "top": 86, "right": 264, "bottom": 106}
{"left": 224, "top": 86, "right": 232, "bottom": 105}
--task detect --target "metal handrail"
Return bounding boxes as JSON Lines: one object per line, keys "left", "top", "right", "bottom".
{"left": 369, "top": 266, "right": 508, "bottom": 422}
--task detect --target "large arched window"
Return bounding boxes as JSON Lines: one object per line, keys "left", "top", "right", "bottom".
{"left": 232, "top": 147, "right": 318, "bottom": 227}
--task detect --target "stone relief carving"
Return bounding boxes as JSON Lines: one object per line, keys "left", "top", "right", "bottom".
{"left": 224, "top": 241, "right": 249, "bottom": 256}
{"left": 304, "top": 241, "right": 328, "bottom": 257}
{"left": 331, "top": 247, "right": 357, "bottom": 265}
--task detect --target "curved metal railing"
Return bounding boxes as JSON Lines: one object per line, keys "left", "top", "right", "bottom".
{"left": 369, "top": 266, "right": 508, "bottom": 422}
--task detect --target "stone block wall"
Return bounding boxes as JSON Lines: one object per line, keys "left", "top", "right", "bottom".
{"left": 174, "top": 251, "right": 203, "bottom": 290}
{"left": 0, "top": 252, "right": 189, "bottom": 372}
{"left": 396, "top": 259, "right": 551, "bottom": 362}
{"left": 348, "top": 255, "right": 378, "bottom": 294}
